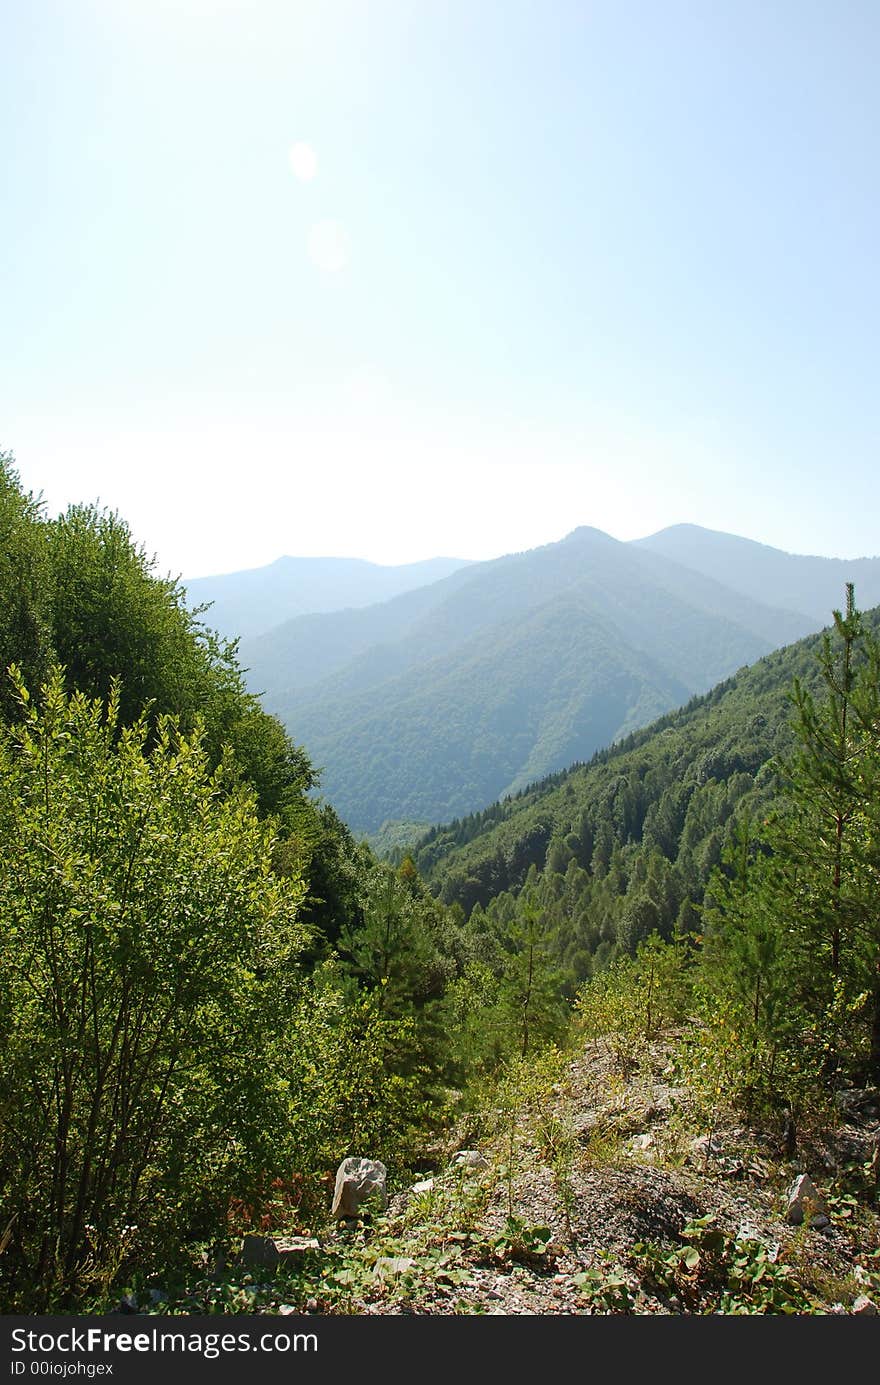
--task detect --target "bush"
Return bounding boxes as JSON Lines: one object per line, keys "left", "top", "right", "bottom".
{"left": 0, "top": 670, "right": 307, "bottom": 1307}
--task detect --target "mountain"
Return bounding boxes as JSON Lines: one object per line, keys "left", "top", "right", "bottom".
{"left": 243, "top": 527, "right": 816, "bottom": 834}
{"left": 181, "top": 554, "right": 472, "bottom": 642}
{"left": 632, "top": 524, "right": 880, "bottom": 623}
{"left": 410, "top": 616, "right": 834, "bottom": 914}
{"left": 409, "top": 606, "right": 880, "bottom": 963}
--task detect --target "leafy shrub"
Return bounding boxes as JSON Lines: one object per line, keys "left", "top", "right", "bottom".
{"left": 0, "top": 670, "right": 308, "bottom": 1306}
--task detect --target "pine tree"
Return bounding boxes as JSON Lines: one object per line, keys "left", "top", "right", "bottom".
{"left": 702, "top": 587, "right": 880, "bottom": 1084}
{"left": 778, "top": 585, "right": 879, "bottom": 1074}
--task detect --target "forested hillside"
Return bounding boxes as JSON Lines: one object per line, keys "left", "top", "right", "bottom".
{"left": 408, "top": 609, "right": 879, "bottom": 987}
{"left": 247, "top": 526, "right": 814, "bottom": 834}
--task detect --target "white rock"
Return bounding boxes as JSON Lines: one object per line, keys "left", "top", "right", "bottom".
{"left": 785, "top": 1173, "right": 827, "bottom": 1226}
{"left": 452, "top": 1149, "right": 488, "bottom": 1170}
{"left": 331, "top": 1156, "right": 388, "bottom": 1218}
{"left": 691, "top": 1133, "right": 722, "bottom": 1159}
{"left": 410, "top": 1178, "right": 435, "bottom": 1195}
{"left": 852, "top": 1295, "right": 878, "bottom": 1316}
{"left": 373, "top": 1256, "right": 415, "bottom": 1277}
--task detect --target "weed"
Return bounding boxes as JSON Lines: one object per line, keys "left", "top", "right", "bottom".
{"left": 633, "top": 1214, "right": 819, "bottom": 1314}
{"left": 573, "top": 1260, "right": 635, "bottom": 1313}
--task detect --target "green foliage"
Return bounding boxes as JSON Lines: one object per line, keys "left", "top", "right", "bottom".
{"left": 48, "top": 503, "right": 213, "bottom": 728}
{"left": 0, "top": 452, "right": 52, "bottom": 720}
{"left": 0, "top": 465, "right": 365, "bottom": 954}
{"left": 695, "top": 824, "right": 806, "bottom": 1121}
{"left": 478, "top": 1048, "right": 571, "bottom": 1223}
{"left": 483, "top": 1216, "right": 553, "bottom": 1267}
{"left": 282, "top": 971, "right": 441, "bottom": 1200}
{"left": 337, "top": 860, "right": 445, "bottom": 1014}
{"left": 575, "top": 933, "right": 693, "bottom": 1071}
{"left": 633, "top": 1214, "right": 817, "bottom": 1314}
{"left": 573, "top": 1262, "right": 636, "bottom": 1313}
{"left": 46, "top": 502, "right": 318, "bottom": 826}
{"left": 700, "top": 587, "right": 880, "bottom": 1088}
{"left": 0, "top": 670, "right": 308, "bottom": 1306}
{"left": 0, "top": 670, "right": 454, "bottom": 1309}
{"left": 416, "top": 624, "right": 838, "bottom": 970}
{"left": 498, "top": 889, "right": 570, "bottom": 1058}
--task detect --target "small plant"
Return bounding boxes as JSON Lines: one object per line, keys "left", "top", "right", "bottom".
{"left": 573, "top": 1262, "right": 635, "bottom": 1313}
{"left": 532, "top": 1105, "right": 578, "bottom": 1243}
{"left": 633, "top": 1214, "right": 818, "bottom": 1314}
{"left": 483, "top": 1216, "right": 553, "bottom": 1267}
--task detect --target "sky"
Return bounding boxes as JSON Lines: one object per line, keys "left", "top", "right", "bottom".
{"left": 1, "top": 0, "right": 878, "bottom": 579}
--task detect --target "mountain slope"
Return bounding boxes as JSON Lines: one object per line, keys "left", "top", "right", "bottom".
{"left": 411, "top": 610, "right": 880, "bottom": 928}
{"left": 247, "top": 528, "right": 816, "bottom": 834}
{"left": 633, "top": 524, "right": 880, "bottom": 622}
{"left": 292, "top": 596, "right": 692, "bottom": 832}
{"left": 182, "top": 554, "right": 471, "bottom": 642}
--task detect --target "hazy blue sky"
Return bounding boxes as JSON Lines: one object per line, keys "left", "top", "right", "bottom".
{"left": 2, "top": 0, "right": 878, "bottom": 577}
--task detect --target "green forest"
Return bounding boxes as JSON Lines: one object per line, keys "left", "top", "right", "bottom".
{"left": 1, "top": 451, "right": 879, "bottom": 1315}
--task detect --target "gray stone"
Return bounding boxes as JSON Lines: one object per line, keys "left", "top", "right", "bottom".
{"left": 331, "top": 1157, "right": 388, "bottom": 1218}
{"left": 410, "top": 1178, "right": 435, "bottom": 1195}
{"left": 852, "top": 1295, "right": 878, "bottom": 1316}
{"left": 834, "top": 1088, "right": 880, "bottom": 1120}
{"left": 276, "top": 1236, "right": 320, "bottom": 1261}
{"left": 241, "top": 1233, "right": 320, "bottom": 1269}
{"left": 241, "top": 1234, "right": 280, "bottom": 1268}
{"left": 373, "top": 1256, "right": 416, "bottom": 1278}
{"left": 786, "top": 1173, "right": 828, "bottom": 1226}
{"left": 691, "top": 1133, "right": 723, "bottom": 1159}
{"left": 451, "top": 1149, "right": 488, "bottom": 1170}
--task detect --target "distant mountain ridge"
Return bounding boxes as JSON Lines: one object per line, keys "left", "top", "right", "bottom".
{"left": 182, "top": 554, "right": 472, "bottom": 641}
{"left": 632, "top": 524, "right": 880, "bottom": 622}
{"left": 241, "top": 526, "right": 824, "bottom": 834}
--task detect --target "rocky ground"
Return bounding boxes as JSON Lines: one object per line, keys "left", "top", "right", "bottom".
{"left": 195, "top": 1034, "right": 880, "bottom": 1317}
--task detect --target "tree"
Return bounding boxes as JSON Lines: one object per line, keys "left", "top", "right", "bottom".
{"left": 337, "top": 860, "right": 438, "bottom": 1013}
{"left": 0, "top": 669, "right": 308, "bottom": 1305}
{"left": 776, "top": 586, "right": 880, "bottom": 1074}
{"left": 46, "top": 501, "right": 319, "bottom": 831}
{"left": 0, "top": 452, "right": 51, "bottom": 720}
{"left": 700, "top": 819, "right": 802, "bottom": 1118}
{"left": 499, "top": 886, "right": 568, "bottom": 1057}
{"left": 701, "top": 588, "right": 880, "bottom": 1084}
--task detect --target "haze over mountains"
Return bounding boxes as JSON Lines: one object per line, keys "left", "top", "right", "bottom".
{"left": 188, "top": 523, "right": 880, "bottom": 837}
{"left": 634, "top": 525, "right": 880, "bottom": 623}
{"left": 182, "top": 554, "right": 471, "bottom": 641}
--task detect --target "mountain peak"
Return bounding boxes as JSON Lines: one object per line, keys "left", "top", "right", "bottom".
{"left": 561, "top": 525, "right": 617, "bottom": 545}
